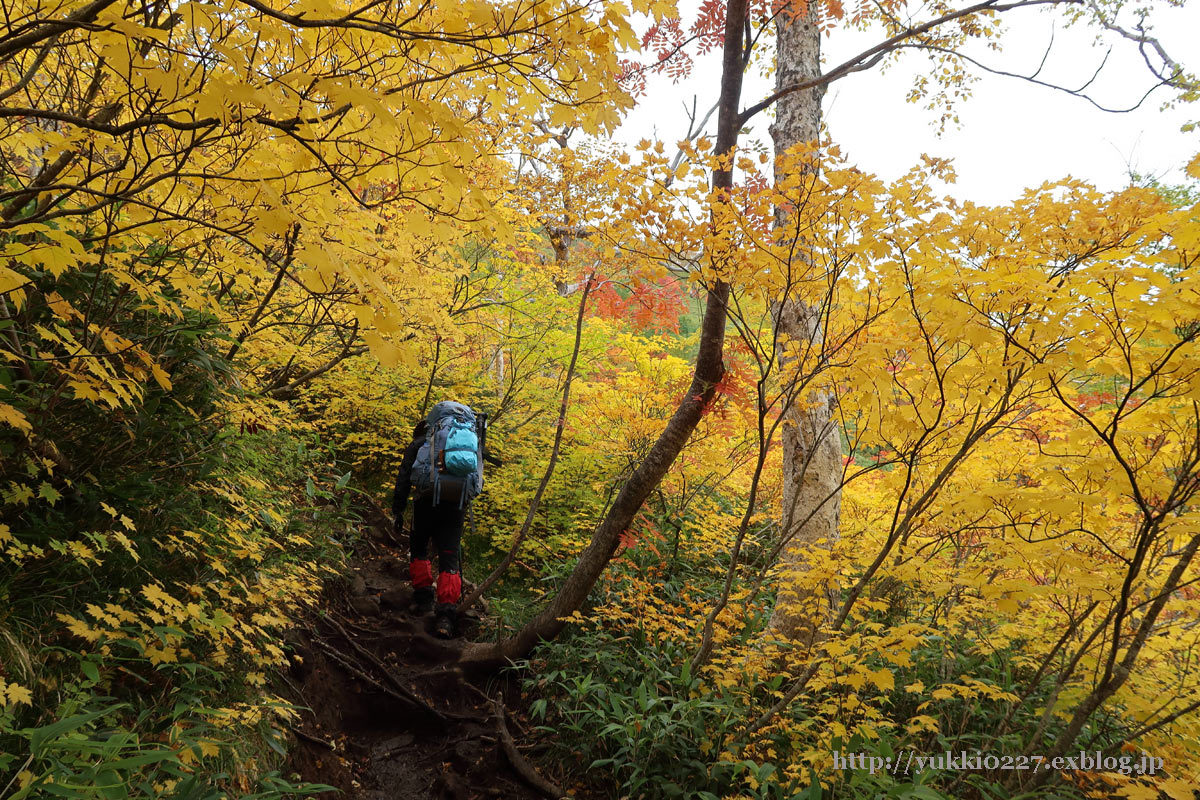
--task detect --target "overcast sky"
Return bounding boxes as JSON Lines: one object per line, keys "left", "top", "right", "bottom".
{"left": 615, "top": 2, "right": 1199, "bottom": 206}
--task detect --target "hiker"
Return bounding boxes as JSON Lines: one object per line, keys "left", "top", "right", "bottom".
{"left": 392, "top": 401, "right": 498, "bottom": 639}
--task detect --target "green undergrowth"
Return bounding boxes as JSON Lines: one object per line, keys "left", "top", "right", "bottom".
{"left": 0, "top": 424, "right": 357, "bottom": 798}
{"left": 520, "top": 548, "right": 1099, "bottom": 800}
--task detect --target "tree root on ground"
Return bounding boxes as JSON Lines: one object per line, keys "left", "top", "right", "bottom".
{"left": 490, "top": 698, "right": 565, "bottom": 799}
{"left": 319, "top": 614, "right": 482, "bottom": 723}
{"left": 288, "top": 726, "right": 336, "bottom": 750}
{"left": 311, "top": 637, "right": 453, "bottom": 722}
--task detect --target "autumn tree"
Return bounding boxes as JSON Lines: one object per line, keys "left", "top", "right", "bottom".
{"left": 0, "top": 0, "right": 646, "bottom": 577}
{"left": 740, "top": 0, "right": 1196, "bottom": 640}
{"left": 0, "top": 0, "right": 650, "bottom": 791}
{"left": 501, "top": 138, "right": 1200, "bottom": 797}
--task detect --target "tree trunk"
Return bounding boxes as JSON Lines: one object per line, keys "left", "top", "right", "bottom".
{"left": 768, "top": 3, "right": 843, "bottom": 644}
{"left": 459, "top": 0, "right": 751, "bottom": 672}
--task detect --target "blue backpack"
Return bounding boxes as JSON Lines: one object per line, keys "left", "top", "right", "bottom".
{"left": 411, "top": 401, "right": 483, "bottom": 507}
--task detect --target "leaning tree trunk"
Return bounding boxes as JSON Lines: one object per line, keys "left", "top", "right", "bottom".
{"left": 767, "top": 2, "right": 843, "bottom": 645}
{"left": 459, "top": 0, "right": 751, "bottom": 672}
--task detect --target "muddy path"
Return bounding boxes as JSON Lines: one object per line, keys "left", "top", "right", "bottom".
{"left": 282, "top": 504, "right": 563, "bottom": 799}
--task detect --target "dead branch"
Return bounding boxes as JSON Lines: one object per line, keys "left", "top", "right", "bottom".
{"left": 738, "top": 0, "right": 1080, "bottom": 125}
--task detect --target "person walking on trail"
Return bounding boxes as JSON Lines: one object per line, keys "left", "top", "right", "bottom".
{"left": 392, "top": 401, "right": 496, "bottom": 639}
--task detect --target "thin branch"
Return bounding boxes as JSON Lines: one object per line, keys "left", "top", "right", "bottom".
{"left": 459, "top": 274, "right": 594, "bottom": 612}
{"left": 738, "top": 0, "right": 1079, "bottom": 125}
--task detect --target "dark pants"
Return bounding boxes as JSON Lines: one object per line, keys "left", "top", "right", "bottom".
{"left": 409, "top": 495, "right": 465, "bottom": 605}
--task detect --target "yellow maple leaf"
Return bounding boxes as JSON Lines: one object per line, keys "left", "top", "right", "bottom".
{"left": 1118, "top": 782, "right": 1161, "bottom": 800}
{"left": 57, "top": 614, "right": 102, "bottom": 643}
{"left": 145, "top": 646, "right": 177, "bottom": 665}
{"left": 1160, "top": 777, "right": 1199, "bottom": 800}
{"left": 0, "top": 266, "right": 30, "bottom": 296}
{"left": 150, "top": 363, "right": 172, "bottom": 390}
{"left": 5, "top": 683, "right": 33, "bottom": 705}
{"left": 142, "top": 583, "right": 170, "bottom": 607}
{"left": 869, "top": 668, "right": 895, "bottom": 691}
{"left": 111, "top": 532, "right": 139, "bottom": 562}
{"left": 844, "top": 671, "right": 867, "bottom": 690}
{"left": 0, "top": 403, "right": 32, "bottom": 435}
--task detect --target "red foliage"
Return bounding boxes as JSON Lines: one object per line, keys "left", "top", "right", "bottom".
{"left": 641, "top": 17, "right": 694, "bottom": 82}
{"left": 693, "top": 0, "right": 814, "bottom": 53}
{"left": 617, "top": 59, "right": 648, "bottom": 98}
{"left": 616, "top": 529, "right": 638, "bottom": 553}
{"left": 1022, "top": 426, "right": 1048, "bottom": 445}
{"left": 590, "top": 273, "right": 686, "bottom": 333}
{"left": 693, "top": 0, "right": 727, "bottom": 54}
{"left": 626, "top": 0, "right": 832, "bottom": 84}
{"left": 733, "top": 171, "right": 772, "bottom": 237}
{"left": 617, "top": 515, "right": 666, "bottom": 558}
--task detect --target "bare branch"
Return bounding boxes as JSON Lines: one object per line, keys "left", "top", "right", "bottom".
{"left": 739, "top": 0, "right": 1081, "bottom": 126}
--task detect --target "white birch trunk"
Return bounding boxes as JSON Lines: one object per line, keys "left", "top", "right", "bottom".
{"left": 768, "top": 4, "right": 843, "bottom": 644}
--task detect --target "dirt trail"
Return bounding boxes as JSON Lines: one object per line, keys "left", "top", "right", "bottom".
{"left": 282, "top": 506, "right": 561, "bottom": 799}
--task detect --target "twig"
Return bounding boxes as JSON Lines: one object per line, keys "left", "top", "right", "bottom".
{"left": 333, "top": 614, "right": 378, "bottom": 638}
{"left": 1, "top": 753, "right": 34, "bottom": 797}
{"left": 324, "top": 615, "right": 428, "bottom": 702}
{"left": 490, "top": 698, "right": 564, "bottom": 799}
{"left": 739, "top": 0, "right": 1075, "bottom": 125}
{"left": 289, "top": 726, "right": 336, "bottom": 750}
{"left": 460, "top": 274, "right": 594, "bottom": 612}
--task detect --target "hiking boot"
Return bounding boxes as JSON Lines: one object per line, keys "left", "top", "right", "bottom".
{"left": 410, "top": 588, "right": 435, "bottom": 616}
{"left": 433, "top": 604, "right": 457, "bottom": 639}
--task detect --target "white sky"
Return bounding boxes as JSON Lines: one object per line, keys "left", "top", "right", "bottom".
{"left": 614, "top": 2, "right": 1199, "bottom": 206}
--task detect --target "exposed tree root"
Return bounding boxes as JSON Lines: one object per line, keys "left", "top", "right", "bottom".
{"left": 285, "top": 518, "right": 553, "bottom": 799}
{"left": 288, "top": 725, "right": 336, "bottom": 750}
{"left": 321, "top": 614, "right": 481, "bottom": 723}
{"left": 491, "top": 698, "right": 565, "bottom": 799}
{"left": 311, "top": 636, "right": 451, "bottom": 722}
